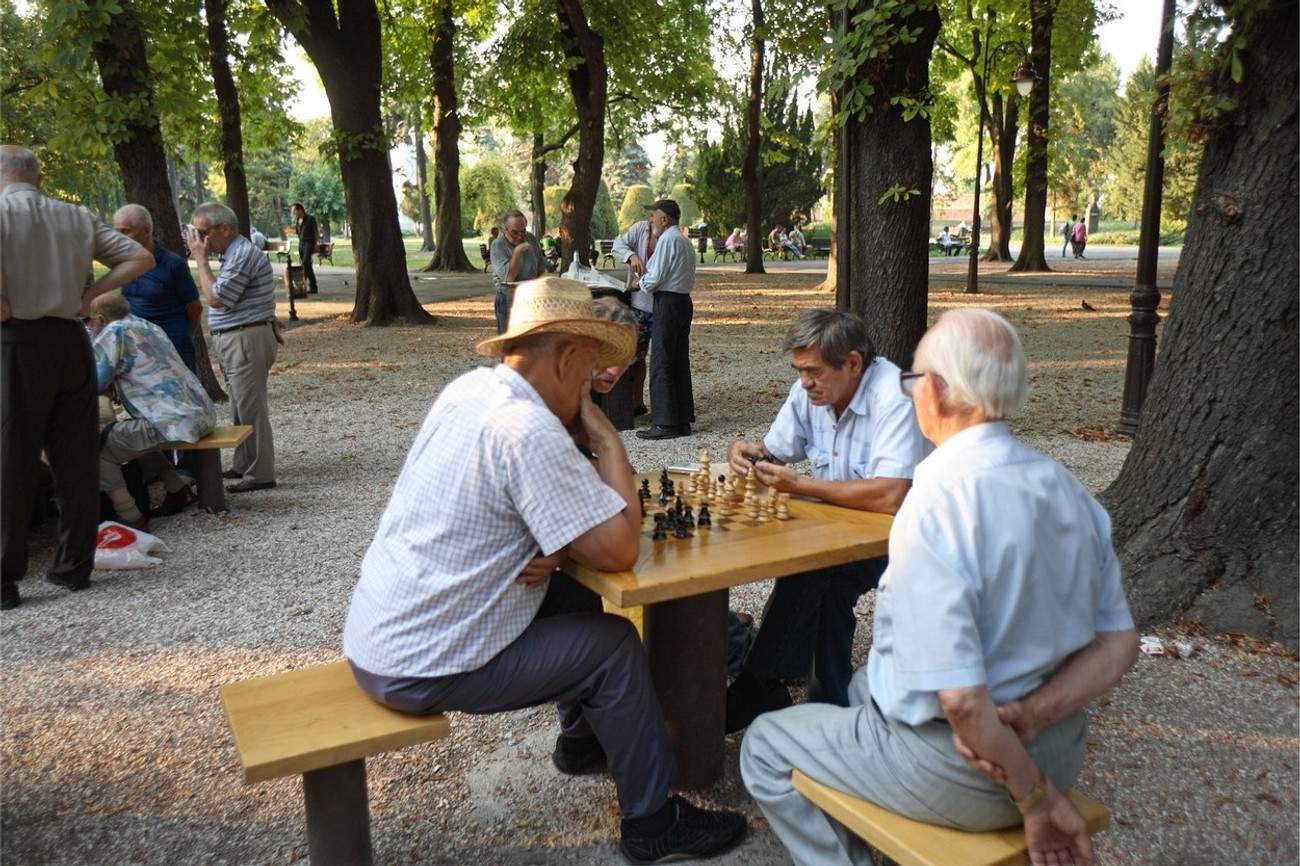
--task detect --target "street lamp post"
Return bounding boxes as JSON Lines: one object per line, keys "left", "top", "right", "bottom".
{"left": 966, "top": 23, "right": 1038, "bottom": 295}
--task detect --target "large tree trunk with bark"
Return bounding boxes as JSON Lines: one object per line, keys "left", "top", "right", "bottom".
{"left": 986, "top": 94, "right": 1019, "bottom": 261}
{"left": 204, "top": 0, "right": 250, "bottom": 238}
{"left": 424, "top": 0, "right": 474, "bottom": 272}
{"left": 834, "top": 1, "right": 939, "bottom": 370}
{"left": 530, "top": 133, "right": 548, "bottom": 238}
{"left": 742, "top": 0, "right": 766, "bottom": 276}
{"left": 555, "top": 0, "right": 605, "bottom": 270}
{"left": 88, "top": 0, "right": 225, "bottom": 402}
{"left": 1009, "top": 0, "right": 1053, "bottom": 273}
{"left": 266, "top": 0, "right": 434, "bottom": 325}
{"left": 1102, "top": 3, "right": 1298, "bottom": 647}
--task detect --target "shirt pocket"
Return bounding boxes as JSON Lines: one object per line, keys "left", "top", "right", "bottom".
{"left": 804, "top": 443, "right": 832, "bottom": 474}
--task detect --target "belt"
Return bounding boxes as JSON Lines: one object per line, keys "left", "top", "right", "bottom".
{"left": 211, "top": 320, "right": 272, "bottom": 335}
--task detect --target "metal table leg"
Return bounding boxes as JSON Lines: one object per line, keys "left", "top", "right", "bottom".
{"left": 643, "top": 589, "right": 727, "bottom": 789}
{"left": 302, "top": 760, "right": 373, "bottom": 865}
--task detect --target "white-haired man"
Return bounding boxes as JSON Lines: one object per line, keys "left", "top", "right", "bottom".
{"left": 343, "top": 277, "right": 746, "bottom": 863}
{"left": 741, "top": 308, "right": 1139, "bottom": 866}
{"left": 0, "top": 145, "right": 152, "bottom": 610}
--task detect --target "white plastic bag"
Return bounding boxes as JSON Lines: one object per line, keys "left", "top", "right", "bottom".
{"left": 94, "top": 521, "right": 173, "bottom": 570}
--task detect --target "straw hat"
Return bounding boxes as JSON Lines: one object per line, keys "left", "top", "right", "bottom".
{"left": 475, "top": 276, "right": 635, "bottom": 367}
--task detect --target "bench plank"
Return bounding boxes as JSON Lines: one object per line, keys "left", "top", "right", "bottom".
{"left": 171, "top": 424, "right": 252, "bottom": 451}
{"left": 167, "top": 425, "right": 253, "bottom": 513}
{"left": 792, "top": 769, "right": 1110, "bottom": 866}
{"left": 221, "top": 659, "right": 450, "bottom": 783}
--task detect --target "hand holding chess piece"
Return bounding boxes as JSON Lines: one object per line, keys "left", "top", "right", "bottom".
{"left": 727, "top": 439, "right": 770, "bottom": 477}
{"left": 749, "top": 458, "right": 799, "bottom": 493}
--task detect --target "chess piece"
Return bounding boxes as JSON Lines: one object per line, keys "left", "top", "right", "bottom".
{"left": 698, "top": 504, "right": 712, "bottom": 528}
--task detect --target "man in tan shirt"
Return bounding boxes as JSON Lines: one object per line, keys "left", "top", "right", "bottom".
{"left": 0, "top": 145, "right": 152, "bottom": 610}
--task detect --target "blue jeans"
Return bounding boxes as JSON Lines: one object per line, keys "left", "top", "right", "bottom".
{"left": 494, "top": 289, "right": 509, "bottom": 334}
{"left": 742, "top": 557, "right": 888, "bottom": 706}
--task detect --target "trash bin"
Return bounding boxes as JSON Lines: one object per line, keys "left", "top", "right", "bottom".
{"left": 284, "top": 264, "right": 307, "bottom": 299}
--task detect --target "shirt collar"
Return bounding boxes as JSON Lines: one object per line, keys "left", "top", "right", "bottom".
{"left": 914, "top": 420, "right": 1010, "bottom": 484}
{"left": 1, "top": 182, "right": 39, "bottom": 197}
{"left": 843, "top": 356, "right": 883, "bottom": 419}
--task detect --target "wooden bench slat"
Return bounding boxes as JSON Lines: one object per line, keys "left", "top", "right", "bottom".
{"left": 171, "top": 424, "right": 253, "bottom": 451}
{"left": 792, "top": 769, "right": 1110, "bottom": 866}
{"left": 220, "top": 660, "right": 450, "bottom": 783}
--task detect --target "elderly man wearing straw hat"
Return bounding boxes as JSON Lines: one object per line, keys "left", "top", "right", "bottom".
{"left": 343, "top": 277, "right": 747, "bottom": 863}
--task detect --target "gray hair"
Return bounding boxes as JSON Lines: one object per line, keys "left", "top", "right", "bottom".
{"left": 915, "top": 308, "right": 1027, "bottom": 419}
{"left": 592, "top": 296, "right": 637, "bottom": 331}
{"left": 502, "top": 209, "right": 526, "bottom": 227}
{"left": 0, "top": 145, "right": 40, "bottom": 185}
{"left": 192, "top": 201, "right": 238, "bottom": 232}
{"left": 114, "top": 204, "right": 152, "bottom": 232}
{"left": 782, "top": 308, "right": 876, "bottom": 369}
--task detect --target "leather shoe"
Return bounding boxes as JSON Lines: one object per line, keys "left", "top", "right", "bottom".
{"left": 2, "top": 585, "right": 20, "bottom": 610}
{"left": 156, "top": 486, "right": 197, "bottom": 516}
{"left": 552, "top": 734, "right": 607, "bottom": 775}
{"left": 221, "top": 469, "right": 242, "bottom": 479}
{"left": 725, "top": 671, "right": 792, "bottom": 733}
{"left": 637, "top": 425, "right": 686, "bottom": 441}
{"left": 227, "top": 480, "right": 276, "bottom": 493}
{"left": 46, "top": 574, "right": 91, "bottom": 592}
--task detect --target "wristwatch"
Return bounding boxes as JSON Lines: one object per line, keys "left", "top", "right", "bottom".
{"left": 1010, "top": 768, "right": 1048, "bottom": 810}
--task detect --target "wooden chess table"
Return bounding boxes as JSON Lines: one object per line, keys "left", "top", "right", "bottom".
{"left": 564, "top": 469, "right": 893, "bottom": 788}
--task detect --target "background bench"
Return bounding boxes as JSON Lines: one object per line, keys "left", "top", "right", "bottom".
{"left": 220, "top": 660, "right": 451, "bottom": 865}
{"left": 171, "top": 424, "right": 252, "bottom": 513}
{"left": 792, "top": 769, "right": 1110, "bottom": 866}
{"left": 315, "top": 242, "right": 334, "bottom": 266}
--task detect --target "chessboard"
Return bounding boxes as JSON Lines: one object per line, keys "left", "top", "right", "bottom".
{"left": 638, "top": 450, "right": 794, "bottom": 541}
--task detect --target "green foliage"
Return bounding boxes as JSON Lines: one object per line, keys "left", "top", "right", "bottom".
{"left": 289, "top": 160, "right": 346, "bottom": 235}
{"left": 618, "top": 184, "right": 655, "bottom": 232}
{"left": 670, "top": 183, "right": 700, "bottom": 227}
{"left": 1048, "top": 53, "right": 1121, "bottom": 215}
{"left": 821, "top": 0, "right": 938, "bottom": 124}
{"left": 543, "top": 184, "right": 568, "bottom": 230}
{"left": 592, "top": 179, "right": 619, "bottom": 239}
{"left": 606, "top": 142, "right": 653, "bottom": 205}
{"left": 461, "top": 154, "right": 518, "bottom": 236}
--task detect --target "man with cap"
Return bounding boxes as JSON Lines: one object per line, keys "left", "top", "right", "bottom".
{"left": 342, "top": 276, "right": 746, "bottom": 864}
{"left": 634, "top": 199, "right": 696, "bottom": 440}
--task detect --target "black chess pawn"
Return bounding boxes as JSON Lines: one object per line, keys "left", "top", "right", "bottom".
{"left": 697, "top": 505, "right": 711, "bottom": 527}
{"left": 684, "top": 506, "right": 695, "bottom": 528}
{"left": 653, "top": 523, "right": 667, "bottom": 541}
{"left": 658, "top": 489, "right": 669, "bottom": 507}
{"left": 674, "top": 522, "right": 689, "bottom": 539}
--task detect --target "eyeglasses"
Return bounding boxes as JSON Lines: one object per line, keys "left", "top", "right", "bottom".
{"left": 899, "top": 370, "right": 945, "bottom": 397}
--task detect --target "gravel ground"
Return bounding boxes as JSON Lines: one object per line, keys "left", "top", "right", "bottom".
{"left": 3, "top": 257, "right": 1296, "bottom": 865}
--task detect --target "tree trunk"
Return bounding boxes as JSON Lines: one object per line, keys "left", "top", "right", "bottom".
{"left": 834, "top": 1, "right": 939, "bottom": 370}
{"left": 742, "top": 0, "right": 766, "bottom": 276}
{"left": 1102, "top": 2, "right": 1298, "bottom": 647}
{"left": 986, "top": 93, "right": 1019, "bottom": 262}
{"left": 266, "top": 0, "right": 434, "bottom": 325}
{"left": 555, "top": 0, "right": 606, "bottom": 270}
{"left": 1009, "top": 0, "right": 1053, "bottom": 273}
{"left": 423, "top": 0, "right": 474, "bottom": 272}
{"left": 414, "top": 118, "right": 434, "bottom": 253}
{"left": 203, "top": 0, "right": 251, "bottom": 239}
{"left": 531, "top": 132, "right": 548, "bottom": 238}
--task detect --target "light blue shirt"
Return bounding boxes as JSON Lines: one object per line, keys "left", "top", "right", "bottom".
{"left": 867, "top": 421, "right": 1134, "bottom": 725}
{"left": 93, "top": 315, "right": 217, "bottom": 443}
{"left": 638, "top": 226, "right": 694, "bottom": 296}
{"left": 343, "top": 365, "right": 627, "bottom": 678}
{"left": 763, "top": 356, "right": 929, "bottom": 482}
{"left": 611, "top": 220, "right": 654, "bottom": 312}
{"left": 208, "top": 234, "right": 276, "bottom": 330}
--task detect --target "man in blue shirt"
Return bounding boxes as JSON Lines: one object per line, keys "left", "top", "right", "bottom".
{"left": 725, "top": 309, "right": 929, "bottom": 728}
{"left": 187, "top": 202, "right": 279, "bottom": 493}
{"left": 634, "top": 200, "right": 696, "bottom": 440}
{"left": 113, "top": 205, "right": 203, "bottom": 372}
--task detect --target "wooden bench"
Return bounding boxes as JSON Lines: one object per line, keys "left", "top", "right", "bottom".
{"left": 792, "top": 769, "right": 1110, "bottom": 866}
{"left": 220, "top": 660, "right": 451, "bottom": 865}
{"left": 315, "top": 242, "right": 334, "bottom": 266}
{"left": 599, "top": 239, "right": 616, "bottom": 268}
{"left": 171, "top": 424, "right": 251, "bottom": 513}
{"left": 478, "top": 242, "right": 491, "bottom": 273}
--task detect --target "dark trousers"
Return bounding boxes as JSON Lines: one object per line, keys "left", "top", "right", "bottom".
{"left": 2, "top": 320, "right": 100, "bottom": 588}
{"left": 649, "top": 292, "right": 694, "bottom": 428}
{"left": 299, "top": 245, "right": 318, "bottom": 291}
{"left": 349, "top": 573, "right": 677, "bottom": 819}
{"left": 743, "top": 557, "right": 888, "bottom": 707}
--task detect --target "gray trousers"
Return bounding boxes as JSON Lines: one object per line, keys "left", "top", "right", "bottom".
{"left": 350, "top": 574, "right": 677, "bottom": 819}
{"left": 740, "top": 665, "right": 1088, "bottom": 865}
{"left": 99, "top": 419, "right": 175, "bottom": 492}
{"left": 212, "top": 325, "right": 277, "bottom": 484}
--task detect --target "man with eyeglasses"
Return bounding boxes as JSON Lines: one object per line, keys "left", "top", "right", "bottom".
{"left": 741, "top": 308, "right": 1137, "bottom": 866}
{"left": 723, "top": 308, "right": 928, "bottom": 730}
{"left": 0, "top": 145, "right": 153, "bottom": 610}
{"left": 186, "top": 202, "right": 279, "bottom": 493}
{"left": 489, "top": 210, "right": 544, "bottom": 334}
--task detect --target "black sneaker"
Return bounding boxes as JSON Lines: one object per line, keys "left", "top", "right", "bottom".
{"left": 46, "top": 574, "right": 90, "bottom": 592}
{"left": 1, "top": 584, "right": 20, "bottom": 610}
{"left": 620, "top": 795, "right": 746, "bottom": 864}
{"left": 553, "top": 734, "right": 607, "bottom": 774}
{"left": 725, "top": 670, "right": 792, "bottom": 733}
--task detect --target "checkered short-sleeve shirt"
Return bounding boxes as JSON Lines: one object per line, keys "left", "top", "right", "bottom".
{"left": 343, "top": 366, "right": 628, "bottom": 678}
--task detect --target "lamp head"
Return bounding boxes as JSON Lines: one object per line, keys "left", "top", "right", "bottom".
{"left": 1012, "top": 61, "right": 1038, "bottom": 97}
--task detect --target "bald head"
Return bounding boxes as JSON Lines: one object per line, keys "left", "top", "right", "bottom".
{"left": 0, "top": 145, "right": 41, "bottom": 189}
{"left": 113, "top": 204, "right": 154, "bottom": 250}
{"left": 914, "top": 308, "right": 1027, "bottom": 420}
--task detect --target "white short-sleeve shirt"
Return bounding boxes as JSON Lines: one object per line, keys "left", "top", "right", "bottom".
{"left": 762, "top": 356, "right": 930, "bottom": 482}
{"left": 343, "top": 366, "right": 628, "bottom": 678}
{"left": 867, "top": 422, "right": 1135, "bottom": 725}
